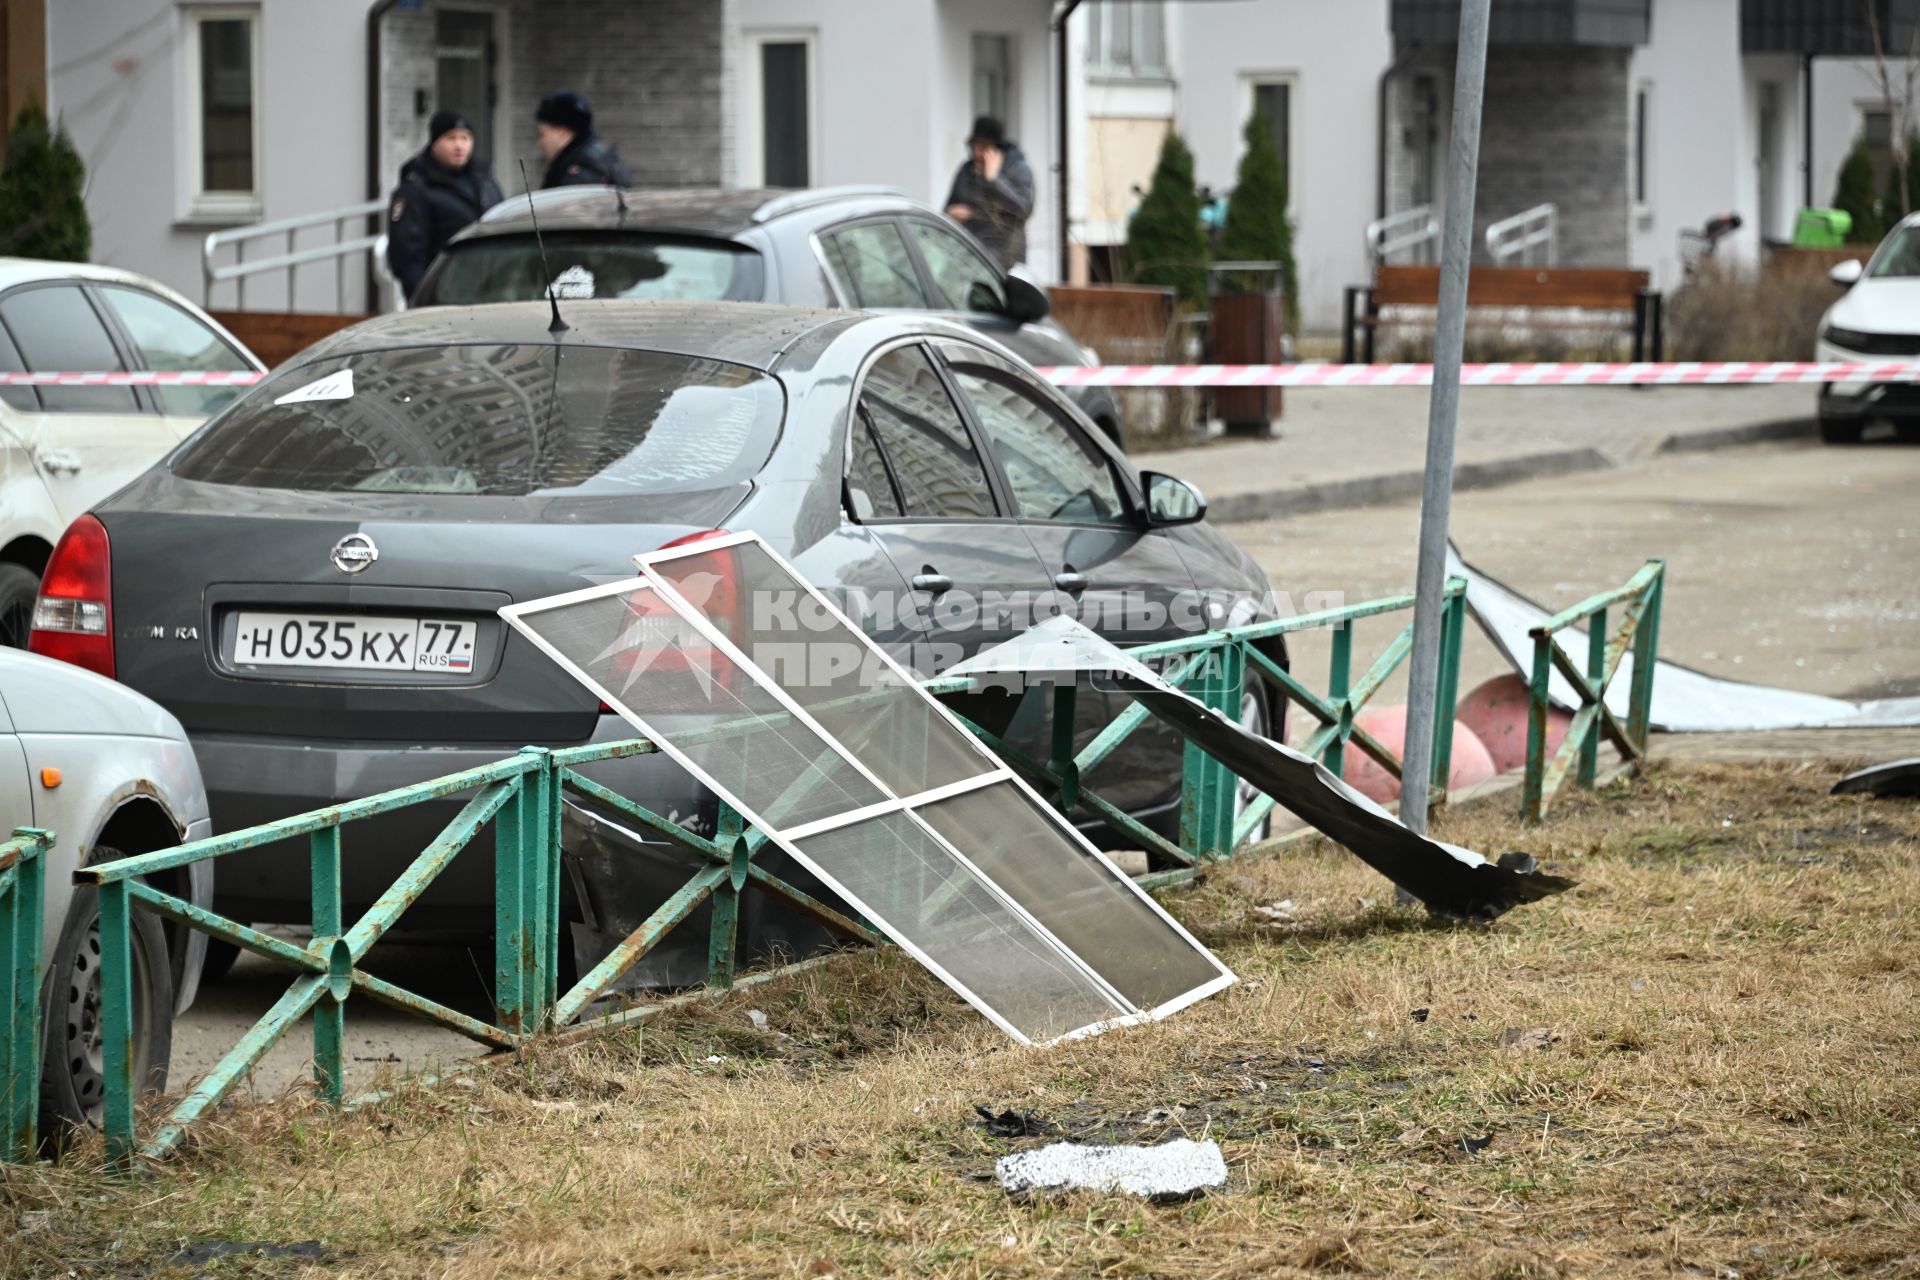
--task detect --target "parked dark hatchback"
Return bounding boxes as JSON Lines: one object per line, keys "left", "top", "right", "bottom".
{"left": 32, "top": 301, "right": 1279, "bottom": 980}
{"left": 410, "top": 185, "right": 1128, "bottom": 444}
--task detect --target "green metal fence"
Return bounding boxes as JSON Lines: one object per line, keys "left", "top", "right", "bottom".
{"left": 1523, "top": 559, "right": 1666, "bottom": 821}
{"left": 70, "top": 741, "right": 880, "bottom": 1166}
{"left": 928, "top": 578, "right": 1471, "bottom": 890}
{"left": 1, "top": 827, "right": 49, "bottom": 1161}
{"left": 3, "top": 571, "right": 1666, "bottom": 1166}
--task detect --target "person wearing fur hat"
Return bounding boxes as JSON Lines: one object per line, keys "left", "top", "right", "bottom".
{"left": 386, "top": 109, "right": 503, "bottom": 301}
{"left": 944, "top": 115, "right": 1034, "bottom": 269}
{"left": 535, "top": 90, "right": 631, "bottom": 189}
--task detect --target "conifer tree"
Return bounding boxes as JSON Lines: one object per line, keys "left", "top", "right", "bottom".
{"left": 1125, "top": 130, "right": 1208, "bottom": 308}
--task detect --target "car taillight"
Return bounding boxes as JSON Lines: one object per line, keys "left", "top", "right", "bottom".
{"left": 29, "top": 514, "right": 115, "bottom": 678}
{"left": 604, "top": 531, "right": 742, "bottom": 699}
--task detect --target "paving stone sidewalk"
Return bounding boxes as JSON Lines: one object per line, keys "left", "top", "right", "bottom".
{"left": 1133, "top": 384, "right": 1815, "bottom": 521}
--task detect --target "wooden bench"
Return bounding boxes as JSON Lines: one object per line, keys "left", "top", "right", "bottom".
{"left": 1341, "top": 265, "right": 1662, "bottom": 364}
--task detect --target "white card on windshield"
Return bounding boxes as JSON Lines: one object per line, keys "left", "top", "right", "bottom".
{"left": 275, "top": 367, "right": 355, "bottom": 406}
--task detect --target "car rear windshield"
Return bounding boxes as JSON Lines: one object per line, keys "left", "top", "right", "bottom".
{"left": 417, "top": 232, "right": 766, "bottom": 305}
{"left": 170, "top": 343, "right": 783, "bottom": 497}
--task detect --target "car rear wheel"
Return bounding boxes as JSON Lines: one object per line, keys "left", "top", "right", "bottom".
{"left": 40, "top": 848, "right": 174, "bottom": 1138}
{"left": 0, "top": 563, "right": 38, "bottom": 650}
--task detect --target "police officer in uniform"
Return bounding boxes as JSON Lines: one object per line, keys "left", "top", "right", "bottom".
{"left": 535, "top": 90, "right": 632, "bottom": 189}
{"left": 386, "top": 109, "right": 503, "bottom": 302}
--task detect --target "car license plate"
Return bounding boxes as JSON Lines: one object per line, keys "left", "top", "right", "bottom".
{"left": 232, "top": 612, "right": 478, "bottom": 673}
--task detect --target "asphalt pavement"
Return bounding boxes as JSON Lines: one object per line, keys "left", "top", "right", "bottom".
{"left": 167, "top": 430, "right": 1920, "bottom": 1102}
{"left": 1142, "top": 383, "right": 1817, "bottom": 522}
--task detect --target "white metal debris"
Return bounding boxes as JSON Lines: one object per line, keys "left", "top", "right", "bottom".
{"left": 994, "top": 1138, "right": 1229, "bottom": 1199}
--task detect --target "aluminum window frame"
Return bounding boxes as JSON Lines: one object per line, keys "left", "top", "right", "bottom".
{"left": 499, "top": 531, "right": 1234, "bottom": 1042}
{"left": 639, "top": 533, "right": 1233, "bottom": 1022}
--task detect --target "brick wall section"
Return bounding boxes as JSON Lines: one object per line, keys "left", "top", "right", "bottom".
{"left": 379, "top": 0, "right": 726, "bottom": 204}
{"left": 380, "top": 9, "right": 437, "bottom": 198}
{"left": 1474, "top": 45, "right": 1630, "bottom": 265}
{"left": 505, "top": 0, "right": 725, "bottom": 191}
{"left": 1382, "top": 43, "right": 1630, "bottom": 268}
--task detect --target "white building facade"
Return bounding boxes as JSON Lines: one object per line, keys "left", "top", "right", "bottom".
{"left": 1066, "top": 0, "right": 1918, "bottom": 330}
{"left": 40, "top": 0, "right": 1061, "bottom": 315}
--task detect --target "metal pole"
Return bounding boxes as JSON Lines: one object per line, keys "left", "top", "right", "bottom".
{"left": 1399, "top": 0, "right": 1490, "bottom": 839}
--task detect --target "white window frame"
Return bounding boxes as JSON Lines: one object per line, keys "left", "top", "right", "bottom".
{"left": 738, "top": 28, "right": 819, "bottom": 189}
{"left": 1238, "top": 73, "right": 1298, "bottom": 215}
{"left": 1087, "top": 1, "right": 1170, "bottom": 81}
{"left": 1632, "top": 79, "right": 1653, "bottom": 226}
{"left": 178, "top": 4, "right": 263, "bottom": 223}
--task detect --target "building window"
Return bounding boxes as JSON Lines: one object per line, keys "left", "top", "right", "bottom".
{"left": 1087, "top": 1, "right": 1167, "bottom": 78}
{"left": 1250, "top": 79, "right": 1291, "bottom": 196}
{"left": 972, "top": 34, "right": 1014, "bottom": 124}
{"left": 745, "top": 32, "right": 814, "bottom": 188}
{"left": 182, "top": 5, "right": 261, "bottom": 219}
{"left": 1633, "top": 82, "right": 1651, "bottom": 211}
{"left": 1864, "top": 107, "right": 1894, "bottom": 188}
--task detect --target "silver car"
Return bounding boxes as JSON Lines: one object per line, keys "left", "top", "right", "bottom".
{"left": 0, "top": 649, "right": 211, "bottom": 1130}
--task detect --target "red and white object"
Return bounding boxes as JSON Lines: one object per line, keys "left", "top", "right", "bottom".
{"left": 9, "top": 360, "right": 1920, "bottom": 390}
{"left": 1037, "top": 360, "right": 1920, "bottom": 388}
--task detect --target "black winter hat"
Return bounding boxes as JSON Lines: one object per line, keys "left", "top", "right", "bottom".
{"left": 536, "top": 90, "right": 593, "bottom": 135}
{"left": 428, "top": 109, "right": 473, "bottom": 144}
{"left": 967, "top": 116, "right": 1007, "bottom": 147}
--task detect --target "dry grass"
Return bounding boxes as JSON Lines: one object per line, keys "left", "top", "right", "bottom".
{"left": 1666, "top": 260, "right": 1839, "bottom": 363}
{"left": 4, "top": 762, "right": 1919, "bottom": 1278}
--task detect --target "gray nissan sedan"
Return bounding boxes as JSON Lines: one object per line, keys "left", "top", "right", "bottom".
{"left": 30, "top": 301, "right": 1283, "bottom": 980}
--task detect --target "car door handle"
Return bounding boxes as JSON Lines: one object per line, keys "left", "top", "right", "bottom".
{"left": 1053, "top": 571, "right": 1089, "bottom": 595}
{"left": 910, "top": 572, "right": 953, "bottom": 596}
{"left": 36, "top": 449, "right": 81, "bottom": 475}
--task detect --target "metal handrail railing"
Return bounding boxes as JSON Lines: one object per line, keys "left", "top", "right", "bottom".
{"left": 1486, "top": 202, "right": 1557, "bottom": 266}
{"left": 1523, "top": 559, "right": 1665, "bottom": 821}
{"left": 0, "top": 827, "right": 49, "bottom": 1161}
{"left": 1366, "top": 204, "right": 1440, "bottom": 263}
{"left": 202, "top": 198, "right": 402, "bottom": 313}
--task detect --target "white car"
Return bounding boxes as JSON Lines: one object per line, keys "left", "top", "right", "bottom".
{"left": 1816, "top": 211, "right": 1920, "bottom": 443}
{"left": 0, "top": 259, "right": 262, "bottom": 643}
{"left": 1, "top": 648, "right": 212, "bottom": 1132}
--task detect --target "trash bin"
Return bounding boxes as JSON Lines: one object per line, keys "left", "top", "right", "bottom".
{"left": 1792, "top": 207, "right": 1853, "bottom": 249}
{"left": 1206, "top": 261, "right": 1285, "bottom": 440}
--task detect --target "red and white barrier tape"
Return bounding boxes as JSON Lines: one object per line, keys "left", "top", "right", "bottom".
{"left": 1036, "top": 360, "right": 1920, "bottom": 387}
{"left": 0, "top": 370, "right": 266, "bottom": 386}
{"left": 2, "top": 361, "right": 1917, "bottom": 390}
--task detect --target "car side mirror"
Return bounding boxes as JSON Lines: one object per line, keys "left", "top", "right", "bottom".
{"left": 1829, "top": 259, "right": 1863, "bottom": 287}
{"left": 1142, "top": 471, "right": 1206, "bottom": 526}
{"left": 1002, "top": 264, "right": 1052, "bottom": 323}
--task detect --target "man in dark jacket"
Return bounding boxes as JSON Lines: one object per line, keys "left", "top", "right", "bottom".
{"left": 536, "top": 90, "right": 631, "bottom": 189}
{"left": 387, "top": 109, "right": 503, "bottom": 301}
{"left": 944, "top": 116, "right": 1034, "bottom": 269}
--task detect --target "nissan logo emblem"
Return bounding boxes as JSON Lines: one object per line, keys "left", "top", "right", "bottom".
{"left": 330, "top": 533, "right": 379, "bottom": 575}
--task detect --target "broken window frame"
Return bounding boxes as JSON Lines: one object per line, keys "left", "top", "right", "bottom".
{"left": 499, "top": 531, "right": 1233, "bottom": 1044}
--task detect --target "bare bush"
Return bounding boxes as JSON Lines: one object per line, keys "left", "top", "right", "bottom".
{"left": 1666, "top": 258, "right": 1840, "bottom": 362}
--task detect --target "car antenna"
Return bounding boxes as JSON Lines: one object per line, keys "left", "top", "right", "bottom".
{"left": 517, "top": 160, "right": 568, "bottom": 335}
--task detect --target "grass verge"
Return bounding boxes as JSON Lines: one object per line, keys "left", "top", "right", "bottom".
{"left": 3, "top": 761, "right": 1917, "bottom": 1278}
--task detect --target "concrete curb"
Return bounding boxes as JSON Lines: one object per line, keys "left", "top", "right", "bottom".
{"left": 1206, "top": 447, "right": 1610, "bottom": 524}
{"left": 1200, "top": 421, "right": 1814, "bottom": 525}
{"left": 1654, "top": 416, "right": 1816, "bottom": 453}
